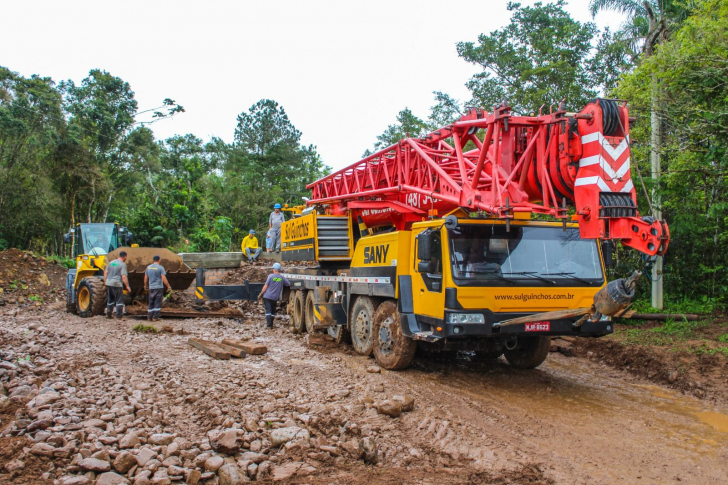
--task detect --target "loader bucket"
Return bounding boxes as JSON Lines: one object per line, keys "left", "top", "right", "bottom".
{"left": 106, "top": 247, "right": 196, "bottom": 296}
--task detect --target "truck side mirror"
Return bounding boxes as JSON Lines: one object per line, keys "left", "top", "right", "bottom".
{"left": 602, "top": 240, "right": 614, "bottom": 268}
{"left": 63, "top": 233, "right": 71, "bottom": 244}
{"left": 417, "top": 261, "right": 435, "bottom": 273}
{"left": 417, "top": 230, "right": 435, "bottom": 261}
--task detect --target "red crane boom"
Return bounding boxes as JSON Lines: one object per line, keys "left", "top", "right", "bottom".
{"left": 307, "top": 99, "right": 669, "bottom": 257}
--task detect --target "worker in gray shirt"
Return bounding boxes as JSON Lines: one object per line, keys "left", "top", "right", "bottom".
{"left": 258, "top": 262, "right": 290, "bottom": 328}
{"left": 104, "top": 251, "right": 131, "bottom": 319}
{"left": 269, "top": 203, "right": 285, "bottom": 252}
{"left": 144, "top": 255, "right": 172, "bottom": 321}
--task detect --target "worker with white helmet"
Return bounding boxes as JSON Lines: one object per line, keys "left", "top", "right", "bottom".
{"left": 268, "top": 203, "right": 285, "bottom": 252}
{"left": 258, "top": 262, "right": 290, "bottom": 328}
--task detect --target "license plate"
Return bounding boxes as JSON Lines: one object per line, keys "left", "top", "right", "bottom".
{"left": 525, "top": 322, "right": 550, "bottom": 332}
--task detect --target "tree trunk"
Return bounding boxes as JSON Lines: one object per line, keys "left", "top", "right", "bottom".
{"left": 102, "top": 189, "right": 114, "bottom": 223}
{"left": 87, "top": 177, "right": 96, "bottom": 223}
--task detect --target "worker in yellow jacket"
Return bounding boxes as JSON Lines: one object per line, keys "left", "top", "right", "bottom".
{"left": 241, "top": 229, "right": 261, "bottom": 262}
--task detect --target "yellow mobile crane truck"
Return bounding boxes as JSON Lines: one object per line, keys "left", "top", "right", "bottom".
{"left": 277, "top": 99, "right": 669, "bottom": 370}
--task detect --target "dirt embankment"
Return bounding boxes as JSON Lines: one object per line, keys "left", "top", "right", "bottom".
{"left": 220, "top": 261, "right": 320, "bottom": 286}
{"left": 0, "top": 249, "right": 67, "bottom": 309}
{"left": 573, "top": 316, "right": 728, "bottom": 405}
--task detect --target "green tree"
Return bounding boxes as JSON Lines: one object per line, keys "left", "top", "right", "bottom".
{"left": 234, "top": 99, "right": 301, "bottom": 155}
{"left": 372, "top": 108, "right": 430, "bottom": 152}
{"left": 616, "top": 0, "right": 728, "bottom": 301}
{"left": 456, "top": 1, "right": 602, "bottom": 113}
{"left": 0, "top": 67, "right": 66, "bottom": 253}
{"left": 428, "top": 91, "right": 464, "bottom": 129}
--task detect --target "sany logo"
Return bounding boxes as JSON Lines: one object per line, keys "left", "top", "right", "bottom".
{"left": 525, "top": 322, "right": 550, "bottom": 332}
{"left": 363, "top": 244, "right": 390, "bottom": 264}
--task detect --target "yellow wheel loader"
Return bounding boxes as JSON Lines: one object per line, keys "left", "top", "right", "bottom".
{"left": 63, "top": 223, "right": 195, "bottom": 317}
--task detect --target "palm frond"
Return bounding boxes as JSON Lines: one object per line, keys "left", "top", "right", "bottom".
{"left": 588, "top": 0, "right": 647, "bottom": 18}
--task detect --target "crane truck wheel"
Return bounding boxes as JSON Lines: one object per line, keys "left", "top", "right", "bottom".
{"left": 291, "top": 291, "right": 305, "bottom": 333}
{"left": 372, "top": 300, "right": 416, "bottom": 370}
{"left": 503, "top": 336, "right": 551, "bottom": 369}
{"left": 328, "top": 324, "right": 350, "bottom": 345}
{"left": 304, "top": 291, "right": 316, "bottom": 333}
{"left": 76, "top": 277, "right": 106, "bottom": 318}
{"left": 350, "top": 296, "right": 377, "bottom": 355}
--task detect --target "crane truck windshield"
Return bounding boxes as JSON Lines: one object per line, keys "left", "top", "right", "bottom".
{"left": 79, "top": 223, "right": 119, "bottom": 256}
{"left": 448, "top": 225, "right": 604, "bottom": 287}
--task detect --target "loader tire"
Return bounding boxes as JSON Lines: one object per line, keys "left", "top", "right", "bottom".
{"left": 504, "top": 336, "right": 551, "bottom": 369}
{"left": 372, "top": 300, "right": 416, "bottom": 370}
{"left": 76, "top": 277, "right": 106, "bottom": 318}
{"left": 304, "top": 291, "right": 316, "bottom": 333}
{"left": 350, "top": 296, "right": 376, "bottom": 356}
{"left": 291, "top": 291, "right": 305, "bottom": 334}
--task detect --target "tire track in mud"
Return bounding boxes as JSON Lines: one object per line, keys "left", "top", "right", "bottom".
{"left": 373, "top": 354, "right": 728, "bottom": 484}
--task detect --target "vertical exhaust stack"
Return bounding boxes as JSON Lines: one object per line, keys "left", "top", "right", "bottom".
{"left": 357, "top": 216, "right": 371, "bottom": 238}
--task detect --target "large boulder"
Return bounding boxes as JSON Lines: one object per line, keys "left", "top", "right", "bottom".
{"left": 113, "top": 451, "right": 137, "bottom": 474}
{"left": 268, "top": 426, "right": 310, "bottom": 447}
{"left": 95, "top": 472, "right": 129, "bottom": 485}
{"left": 79, "top": 457, "right": 111, "bottom": 472}
{"left": 218, "top": 464, "right": 249, "bottom": 484}
{"left": 148, "top": 433, "right": 175, "bottom": 445}
{"left": 208, "top": 428, "right": 242, "bottom": 455}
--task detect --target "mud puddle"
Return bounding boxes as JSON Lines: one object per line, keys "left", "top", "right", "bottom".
{"left": 373, "top": 352, "right": 728, "bottom": 484}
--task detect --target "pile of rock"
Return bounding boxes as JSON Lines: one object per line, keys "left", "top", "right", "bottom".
{"left": 0, "top": 316, "right": 419, "bottom": 484}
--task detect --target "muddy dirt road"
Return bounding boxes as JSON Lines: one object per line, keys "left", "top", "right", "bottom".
{"left": 1, "top": 303, "right": 727, "bottom": 484}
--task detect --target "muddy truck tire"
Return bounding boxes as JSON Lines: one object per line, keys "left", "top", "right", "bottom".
{"left": 291, "top": 290, "right": 305, "bottom": 333}
{"left": 76, "top": 277, "right": 106, "bottom": 318}
{"left": 504, "top": 336, "right": 551, "bottom": 369}
{"left": 304, "top": 291, "right": 316, "bottom": 333}
{"left": 373, "top": 300, "right": 416, "bottom": 370}
{"left": 351, "top": 296, "right": 377, "bottom": 356}
{"left": 328, "top": 324, "right": 350, "bottom": 344}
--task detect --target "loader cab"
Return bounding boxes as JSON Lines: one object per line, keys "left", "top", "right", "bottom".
{"left": 66, "top": 223, "right": 130, "bottom": 258}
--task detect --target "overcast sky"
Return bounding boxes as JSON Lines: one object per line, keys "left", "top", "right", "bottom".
{"left": 3, "top": 1, "right": 624, "bottom": 171}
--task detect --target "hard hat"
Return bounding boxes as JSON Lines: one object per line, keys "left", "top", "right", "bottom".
{"left": 272, "top": 262, "right": 282, "bottom": 270}
{"left": 249, "top": 229, "right": 255, "bottom": 234}
{"left": 274, "top": 203, "right": 281, "bottom": 209}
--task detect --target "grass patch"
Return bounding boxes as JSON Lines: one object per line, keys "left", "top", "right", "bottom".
{"left": 45, "top": 254, "right": 75, "bottom": 269}
{"left": 718, "top": 333, "right": 728, "bottom": 343}
{"left": 614, "top": 317, "right": 710, "bottom": 347}
{"left": 653, "top": 318, "right": 707, "bottom": 338}
{"left": 619, "top": 328, "right": 675, "bottom": 347}
{"left": 630, "top": 296, "right": 721, "bottom": 315}
{"left": 132, "top": 323, "right": 159, "bottom": 333}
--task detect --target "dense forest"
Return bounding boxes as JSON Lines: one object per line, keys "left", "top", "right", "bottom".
{"left": 1, "top": 0, "right": 726, "bottom": 307}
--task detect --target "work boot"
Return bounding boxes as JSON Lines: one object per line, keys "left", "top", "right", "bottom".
{"left": 115, "top": 315, "right": 124, "bottom": 321}
{"left": 106, "top": 313, "right": 113, "bottom": 320}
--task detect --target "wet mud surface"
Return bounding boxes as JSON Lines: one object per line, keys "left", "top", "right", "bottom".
{"left": 0, "top": 301, "right": 726, "bottom": 484}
